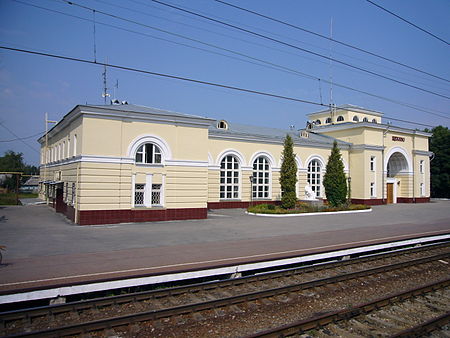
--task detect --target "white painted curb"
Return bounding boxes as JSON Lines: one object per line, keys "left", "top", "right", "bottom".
{"left": 246, "top": 208, "right": 372, "bottom": 217}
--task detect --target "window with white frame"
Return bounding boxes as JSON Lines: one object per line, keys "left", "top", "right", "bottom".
{"left": 307, "top": 159, "right": 322, "bottom": 197}
{"left": 134, "top": 184, "right": 145, "bottom": 206}
{"left": 151, "top": 184, "right": 162, "bottom": 205}
{"left": 370, "top": 156, "right": 376, "bottom": 171}
{"left": 370, "top": 182, "right": 375, "bottom": 197}
{"left": 252, "top": 156, "right": 270, "bottom": 199}
{"left": 325, "top": 117, "right": 332, "bottom": 124}
{"left": 419, "top": 160, "right": 424, "bottom": 174}
{"left": 67, "top": 137, "right": 70, "bottom": 158}
{"left": 353, "top": 116, "right": 359, "bottom": 122}
{"left": 220, "top": 155, "right": 240, "bottom": 199}
{"left": 135, "top": 143, "right": 162, "bottom": 164}
{"left": 337, "top": 116, "right": 344, "bottom": 122}
{"left": 420, "top": 183, "right": 425, "bottom": 196}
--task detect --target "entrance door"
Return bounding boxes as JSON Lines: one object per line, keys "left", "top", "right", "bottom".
{"left": 387, "top": 183, "right": 394, "bottom": 204}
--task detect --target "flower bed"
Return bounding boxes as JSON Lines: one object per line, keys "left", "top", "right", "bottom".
{"left": 247, "top": 201, "right": 370, "bottom": 215}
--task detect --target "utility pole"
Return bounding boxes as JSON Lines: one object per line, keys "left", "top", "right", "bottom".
{"left": 44, "top": 113, "right": 57, "bottom": 204}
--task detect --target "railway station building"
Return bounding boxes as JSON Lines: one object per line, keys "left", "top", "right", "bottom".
{"left": 38, "top": 103, "right": 432, "bottom": 225}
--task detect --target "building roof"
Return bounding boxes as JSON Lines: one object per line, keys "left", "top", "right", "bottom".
{"left": 209, "top": 121, "right": 350, "bottom": 148}
{"left": 84, "top": 104, "right": 211, "bottom": 120}
{"left": 307, "top": 104, "right": 384, "bottom": 118}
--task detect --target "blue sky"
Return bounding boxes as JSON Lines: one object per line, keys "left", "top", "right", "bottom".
{"left": 0, "top": 0, "right": 449, "bottom": 165}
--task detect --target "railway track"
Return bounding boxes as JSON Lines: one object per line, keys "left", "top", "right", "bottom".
{"left": 248, "top": 279, "right": 450, "bottom": 337}
{"left": 1, "top": 241, "right": 450, "bottom": 337}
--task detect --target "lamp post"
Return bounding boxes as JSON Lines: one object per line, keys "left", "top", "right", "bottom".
{"left": 249, "top": 175, "right": 254, "bottom": 208}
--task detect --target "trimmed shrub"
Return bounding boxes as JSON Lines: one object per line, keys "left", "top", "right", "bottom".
{"left": 323, "top": 141, "right": 347, "bottom": 207}
{"left": 280, "top": 134, "right": 297, "bottom": 208}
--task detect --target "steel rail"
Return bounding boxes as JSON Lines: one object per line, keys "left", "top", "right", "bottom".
{"left": 4, "top": 251, "right": 449, "bottom": 337}
{"left": 246, "top": 278, "right": 450, "bottom": 337}
{"left": 1, "top": 241, "right": 448, "bottom": 324}
{"left": 391, "top": 311, "right": 450, "bottom": 337}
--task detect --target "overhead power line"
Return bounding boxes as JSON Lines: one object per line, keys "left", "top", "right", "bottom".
{"left": 365, "top": 0, "right": 449, "bottom": 46}
{"left": 0, "top": 45, "right": 329, "bottom": 107}
{"left": 0, "top": 131, "right": 43, "bottom": 142}
{"left": 0, "top": 122, "right": 40, "bottom": 153}
{"left": 147, "top": 0, "right": 449, "bottom": 100}
{"left": 0, "top": 45, "right": 443, "bottom": 129}
{"left": 16, "top": 0, "right": 448, "bottom": 119}
{"left": 213, "top": 0, "right": 449, "bottom": 82}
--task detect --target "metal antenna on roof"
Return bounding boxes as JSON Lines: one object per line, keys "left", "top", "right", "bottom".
{"left": 113, "top": 79, "right": 119, "bottom": 100}
{"left": 101, "top": 62, "right": 110, "bottom": 104}
{"left": 329, "top": 18, "right": 336, "bottom": 124}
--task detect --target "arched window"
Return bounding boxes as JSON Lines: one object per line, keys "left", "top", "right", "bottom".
{"left": 217, "top": 120, "right": 228, "bottom": 129}
{"left": 325, "top": 117, "right": 332, "bottom": 124}
{"left": 337, "top": 116, "right": 344, "bottom": 122}
{"left": 307, "top": 159, "right": 322, "bottom": 197}
{"left": 353, "top": 116, "right": 359, "bottom": 122}
{"left": 372, "top": 119, "right": 377, "bottom": 123}
{"left": 315, "top": 119, "right": 321, "bottom": 125}
{"left": 363, "top": 117, "right": 368, "bottom": 122}
{"left": 220, "top": 155, "right": 239, "bottom": 199}
{"left": 135, "top": 143, "right": 162, "bottom": 164}
{"left": 252, "top": 156, "right": 270, "bottom": 199}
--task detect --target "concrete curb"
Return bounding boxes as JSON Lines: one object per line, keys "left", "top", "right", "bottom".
{"left": 246, "top": 208, "right": 372, "bottom": 217}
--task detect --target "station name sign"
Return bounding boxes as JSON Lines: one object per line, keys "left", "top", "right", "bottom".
{"left": 392, "top": 136, "right": 405, "bottom": 142}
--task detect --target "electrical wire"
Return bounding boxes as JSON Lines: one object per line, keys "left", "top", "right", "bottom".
{"left": 0, "top": 122, "right": 40, "bottom": 153}
{"left": 0, "top": 131, "right": 44, "bottom": 142}
{"left": 148, "top": 0, "right": 449, "bottom": 100}
{"left": 214, "top": 0, "right": 449, "bottom": 82}
{"left": 10, "top": 0, "right": 450, "bottom": 119}
{"left": 365, "top": 0, "right": 449, "bottom": 46}
{"left": 0, "top": 45, "right": 444, "bottom": 129}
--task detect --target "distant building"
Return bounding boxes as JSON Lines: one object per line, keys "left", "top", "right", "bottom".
{"left": 39, "top": 103, "right": 432, "bottom": 225}
{"left": 20, "top": 176, "right": 40, "bottom": 193}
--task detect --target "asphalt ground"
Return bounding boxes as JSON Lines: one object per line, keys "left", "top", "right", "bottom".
{"left": 0, "top": 201, "right": 449, "bottom": 292}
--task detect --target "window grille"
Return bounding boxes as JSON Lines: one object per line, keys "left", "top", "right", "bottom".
{"left": 135, "top": 143, "right": 162, "bottom": 164}
{"left": 307, "top": 159, "right": 322, "bottom": 197}
{"left": 252, "top": 156, "right": 270, "bottom": 199}
{"left": 134, "top": 184, "right": 145, "bottom": 206}
{"left": 151, "top": 184, "right": 162, "bottom": 205}
{"left": 220, "top": 155, "right": 239, "bottom": 199}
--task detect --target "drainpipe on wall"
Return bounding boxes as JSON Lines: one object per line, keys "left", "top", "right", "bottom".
{"left": 382, "top": 125, "right": 390, "bottom": 204}
{"left": 74, "top": 163, "right": 80, "bottom": 224}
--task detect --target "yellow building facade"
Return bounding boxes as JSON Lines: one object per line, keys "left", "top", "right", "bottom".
{"left": 39, "top": 104, "right": 431, "bottom": 225}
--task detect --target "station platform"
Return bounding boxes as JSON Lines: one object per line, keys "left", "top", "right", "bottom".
{"left": 0, "top": 201, "right": 449, "bottom": 303}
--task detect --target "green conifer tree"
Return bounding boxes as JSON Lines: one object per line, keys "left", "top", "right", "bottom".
{"left": 279, "top": 134, "right": 297, "bottom": 208}
{"left": 323, "top": 141, "right": 347, "bottom": 207}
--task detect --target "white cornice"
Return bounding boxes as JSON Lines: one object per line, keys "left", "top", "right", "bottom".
{"left": 413, "top": 150, "right": 433, "bottom": 157}
{"left": 351, "top": 144, "right": 384, "bottom": 151}
{"left": 312, "top": 122, "right": 431, "bottom": 137}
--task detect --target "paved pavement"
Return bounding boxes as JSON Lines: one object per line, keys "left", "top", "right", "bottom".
{"left": 0, "top": 201, "right": 449, "bottom": 292}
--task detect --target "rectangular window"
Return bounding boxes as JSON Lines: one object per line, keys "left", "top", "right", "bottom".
{"left": 420, "top": 183, "right": 425, "bottom": 196}
{"left": 419, "top": 160, "right": 424, "bottom": 174}
{"left": 370, "top": 182, "right": 375, "bottom": 197}
{"left": 134, "top": 184, "right": 145, "bottom": 206}
{"left": 151, "top": 184, "right": 162, "bottom": 205}
{"left": 370, "top": 156, "right": 376, "bottom": 171}
{"left": 71, "top": 183, "right": 76, "bottom": 205}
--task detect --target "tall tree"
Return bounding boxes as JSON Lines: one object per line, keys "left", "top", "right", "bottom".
{"left": 0, "top": 151, "right": 26, "bottom": 191}
{"left": 425, "top": 126, "right": 450, "bottom": 198}
{"left": 279, "top": 134, "right": 297, "bottom": 208}
{"left": 323, "top": 141, "right": 347, "bottom": 207}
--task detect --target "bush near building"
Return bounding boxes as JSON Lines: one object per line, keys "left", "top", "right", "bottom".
{"left": 323, "top": 141, "right": 347, "bottom": 207}
{"left": 279, "top": 134, "right": 297, "bottom": 209}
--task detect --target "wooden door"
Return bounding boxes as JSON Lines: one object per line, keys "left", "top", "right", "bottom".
{"left": 387, "top": 183, "right": 394, "bottom": 204}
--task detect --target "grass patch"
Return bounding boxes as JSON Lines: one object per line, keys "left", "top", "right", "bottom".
{"left": 248, "top": 202, "right": 370, "bottom": 215}
{"left": 0, "top": 192, "right": 38, "bottom": 205}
